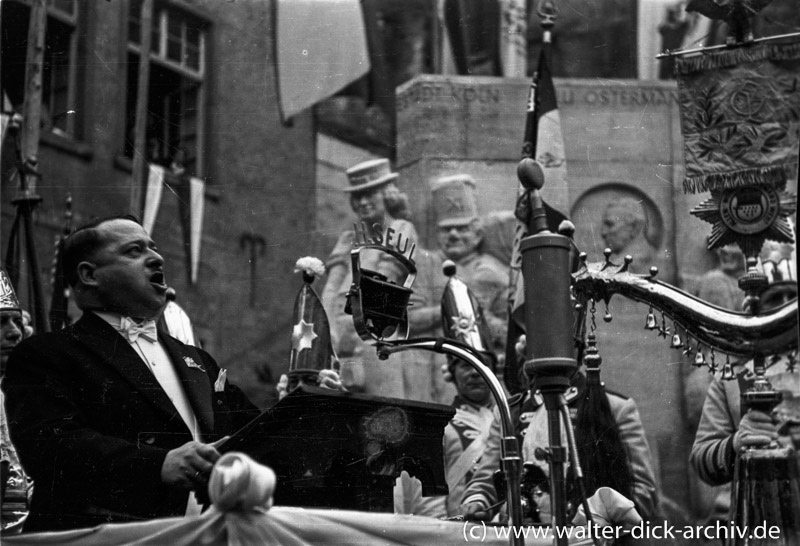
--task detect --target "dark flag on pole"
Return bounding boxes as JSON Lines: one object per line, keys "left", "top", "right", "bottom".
{"left": 504, "top": 6, "right": 571, "bottom": 394}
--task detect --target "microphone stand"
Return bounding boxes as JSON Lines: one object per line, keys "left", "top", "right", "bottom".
{"left": 539, "top": 389, "right": 570, "bottom": 543}
{"left": 378, "top": 339, "right": 525, "bottom": 546}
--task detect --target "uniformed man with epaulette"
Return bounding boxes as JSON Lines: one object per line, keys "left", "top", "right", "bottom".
{"left": 460, "top": 334, "right": 659, "bottom": 523}
{"left": 394, "top": 259, "right": 504, "bottom": 518}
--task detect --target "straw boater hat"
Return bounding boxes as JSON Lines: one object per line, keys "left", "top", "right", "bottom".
{"left": 431, "top": 174, "right": 480, "bottom": 228}
{"left": 0, "top": 268, "right": 21, "bottom": 312}
{"left": 343, "top": 159, "right": 398, "bottom": 193}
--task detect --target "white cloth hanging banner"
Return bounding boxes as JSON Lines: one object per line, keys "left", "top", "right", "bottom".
{"left": 189, "top": 177, "right": 205, "bottom": 284}
{"left": 143, "top": 164, "right": 165, "bottom": 234}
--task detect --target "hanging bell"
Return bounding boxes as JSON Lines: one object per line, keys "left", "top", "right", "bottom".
{"left": 694, "top": 351, "right": 706, "bottom": 367}
{"left": 721, "top": 362, "right": 735, "bottom": 380}
{"left": 645, "top": 309, "right": 657, "bottom": 330}
{"left": 603, "top": 311, "right": 612, "bottom": 323}
{"left": 670, "top": 332, "right": 683, "bottom": 349}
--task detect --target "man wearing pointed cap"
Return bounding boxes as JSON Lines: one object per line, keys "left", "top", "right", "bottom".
{"left": 0, "top": 268, "right": 29, "bottom": 526}
{"left": 1, "top": 216, "right": 268, "bottom": 532}
{"left": 321, "top": 158, "right": 419, "bottom": 398}
{"left": 396, "top": 251, "right": 501, "bottom": 516}
{"left": 0, "top": 270, "right": 24, "bottom": 378}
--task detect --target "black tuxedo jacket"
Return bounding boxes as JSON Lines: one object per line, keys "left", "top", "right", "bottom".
{"left": 2, "top": 312, "right": 261, "bottom": 532}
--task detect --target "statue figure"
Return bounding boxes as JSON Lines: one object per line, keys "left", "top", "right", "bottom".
{"left": 695, "top": 244, "right": 746, "bottom": 312}
{"left": 321, "top": 159, "right": 417, "bottom": 397}
{"left": 409, "top": 175, "right": 510, "bottom": 364}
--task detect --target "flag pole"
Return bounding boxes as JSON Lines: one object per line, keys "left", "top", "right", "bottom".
{"left": 505, "top": 0, "right": 561, "bottom": 395}
{"left": 520, "top": 2, "right": 554, "bottom": 160}
{"left": 517, "top": 5, "right": 602, "bottom": 543}
{"left": 515, "top": 2, "right": 588, "bottom": 543}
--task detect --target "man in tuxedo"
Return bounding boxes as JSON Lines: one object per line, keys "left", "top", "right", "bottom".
{"left": 3, "top": 216, "right": 340, "bottom": 532}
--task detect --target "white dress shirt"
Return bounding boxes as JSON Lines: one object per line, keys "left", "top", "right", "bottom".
{"left": 95, "top": 312, "right": 203, "bottom": 515}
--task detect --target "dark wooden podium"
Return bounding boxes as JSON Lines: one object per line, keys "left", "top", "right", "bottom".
{"left": 219, "top": 386, "right": 455, "bottom": 512}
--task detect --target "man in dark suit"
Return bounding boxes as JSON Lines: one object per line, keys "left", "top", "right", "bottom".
{"left": 2, "top": 216, "right": 340, "bottom": 532}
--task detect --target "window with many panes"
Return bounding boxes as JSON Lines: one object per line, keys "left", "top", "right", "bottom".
{"left": 124, "top": 0, "right": 207, "bottom": 177}
{"left": 1, "top": 0, "right": 81, "bottom": 138}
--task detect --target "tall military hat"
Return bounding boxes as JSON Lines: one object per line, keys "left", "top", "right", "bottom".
{"left": 741, "top": 241, "right": 798, "bottom": 313}
{"left": 343, "top": 158, "right": 398, "bottom": 193}
{"left": 440, "top": 260, "right": 496, "bottom": 374}
{"left": 0, "top": 268, "right": 21, "bottom": 311}
{"left": 289, "top": 257, "right": 335, "bottom": 373}
{"left": 431, "top": 174, "right": 480, "bottom": 228}
{"left": 752, "top": 254, "right": 797, "bottom": 312}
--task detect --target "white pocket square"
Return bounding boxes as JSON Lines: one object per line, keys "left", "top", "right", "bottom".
{"left": 214, "top": 369, "right": 228, "bottom": 392}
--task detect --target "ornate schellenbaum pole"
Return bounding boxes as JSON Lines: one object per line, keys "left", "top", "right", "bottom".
{"left": 593, "top": 8, "right": 800, "bottom": 543}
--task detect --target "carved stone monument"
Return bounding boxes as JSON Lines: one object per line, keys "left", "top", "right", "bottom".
{"left": 394, "top": 74, "right": 697, "bottom": 511}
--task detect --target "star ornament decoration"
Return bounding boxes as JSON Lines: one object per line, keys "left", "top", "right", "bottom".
{"left": 450, "top": 311, "right": 477, "bottom": 340}
{"left": 291, "top": 319, "right": 318, "bottom": 353}
{"left": 691, "top": 185, "right": 796, "bottom": 255}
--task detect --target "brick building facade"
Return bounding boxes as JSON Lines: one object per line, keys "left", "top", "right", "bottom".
{"left": 2, "top": 0, "right": 317, "bottom": 407}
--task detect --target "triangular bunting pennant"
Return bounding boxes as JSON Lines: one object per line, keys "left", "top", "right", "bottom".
{"left": 142, "top": 164, "right": 165, "bottom": 234}
{"left": 189, "top": 177, "right": 205, "bottom": 284}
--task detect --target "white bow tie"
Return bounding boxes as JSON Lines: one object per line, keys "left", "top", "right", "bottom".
{"left": 116, "top": 317, "right": 158, "bottom": 343}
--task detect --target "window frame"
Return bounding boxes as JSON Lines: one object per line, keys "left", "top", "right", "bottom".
{"left": 2, "top": 0, "right": 82, "bottom": 139}
{"left": 125, "top": 0, "right": 209, "bottom": 177}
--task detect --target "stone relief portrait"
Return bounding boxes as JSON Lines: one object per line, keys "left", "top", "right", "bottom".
{"left": 570, "top": 183, "right": 671, "bottom": 282}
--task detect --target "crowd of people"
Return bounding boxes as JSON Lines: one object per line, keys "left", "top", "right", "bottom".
{"left": 0, "top": 156, "right": 796, "bottom": 541}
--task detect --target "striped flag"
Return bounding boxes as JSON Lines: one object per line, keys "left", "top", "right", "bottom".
{"left": 504, "top": 35, "right": 570, "bottom": 394}
{"left": 276, "top": 0, "right": 371, "bottom": 122}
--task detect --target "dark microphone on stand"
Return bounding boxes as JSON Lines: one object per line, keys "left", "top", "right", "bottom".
{"left": 518, "top": 158, "right": 578, "bottom": 394}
